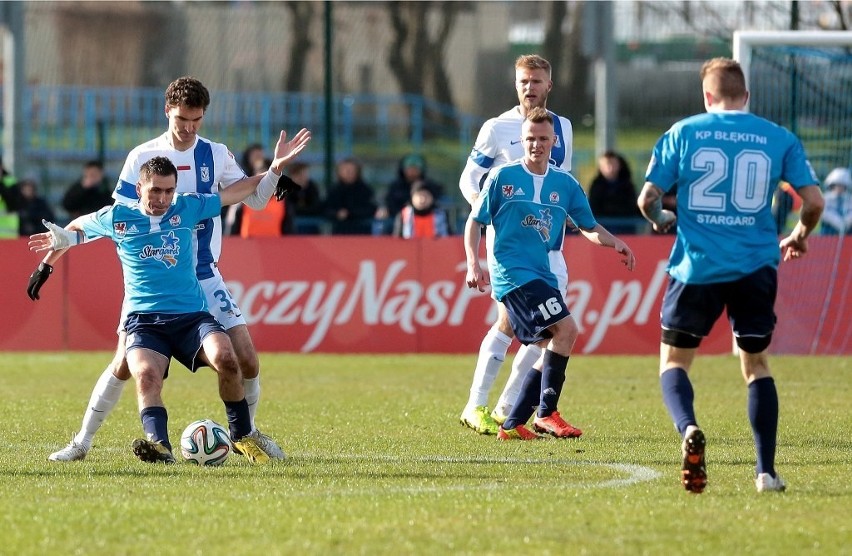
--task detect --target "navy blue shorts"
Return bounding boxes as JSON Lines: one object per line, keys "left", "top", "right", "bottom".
{"left": 125, "top": 312, "right": 225, "bottom": 373}
{"left": 661, "top": 266, "right": 777, "bottom": 339}
{"left": 501, "top": 279, "right": 570, "bottom": 345}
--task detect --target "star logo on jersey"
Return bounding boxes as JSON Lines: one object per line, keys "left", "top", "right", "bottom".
{"left": 169, "top": 215, "right": 181, "bottom": 227}
{"left": 549, "top": 191, "right": 559, "bottom": 203}
{"left": 114, "top": 222, "right": 127, "bottom": 237}
{"left": 139, "top": 231, "right": 180, "bottom": 268}
{"left": 502, "top": 185, "right": 515, "bottom": 198}
{"left": 521, "top": 208, "right": 553, "bottom": 242}
{"left": 200, "top": 166, "right": 210, "bottom": 183}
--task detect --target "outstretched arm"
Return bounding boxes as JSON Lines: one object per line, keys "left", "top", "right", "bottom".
{"left": 638, "top": 181, "right": 676, "bottom": 234}
{"left": 238, "top": 128, "right": 312, "bottom": 209}
{"left": 578, "top": 223, "right": 636, "bottom": 271}
{"left": 779, "top": 184, "right": 824, "bottom": 261}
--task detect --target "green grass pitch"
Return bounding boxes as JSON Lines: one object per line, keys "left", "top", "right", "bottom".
{"left": 1, "top": 353, "right": 849, "bottom": 554}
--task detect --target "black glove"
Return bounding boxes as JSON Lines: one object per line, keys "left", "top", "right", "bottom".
{"left": 274, "top": 174, "right": 301, "bottom": 201}
{"left": 27, "top": 262, "right": 53, "bottom": 301}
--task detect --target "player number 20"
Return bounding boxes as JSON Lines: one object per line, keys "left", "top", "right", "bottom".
{"left": 537, "top": 297, "right": 563, "bottom": 319}
{"left": 689, "top": 147, "right": 770, "bottom": 213}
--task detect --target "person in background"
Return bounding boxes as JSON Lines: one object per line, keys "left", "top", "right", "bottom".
{"left": 393, "top": 181, "right": 451, "bottom": 239}
{"left": 638, "top": 57, "right": 824, "bottom": 495}
{"left": 587, "top": 150, "right": 641, "bottom": 234}
{"left": 820, "top": 167, "right": 852, "bottom": 235}
{"left": 0, "top": 157, "right": 21, "bottom": 238}
{"left": 237, "top": 157, "right": 294, "bottom": 237}
{"left": 288, "top": 161, "right": 324, "bottom": 234}
{"left": 18, "top": 178, "right": 56, "bottom": 237}
{"left": 325, "top": 157, "right": 376, "bottom": 235}
{"left": 62, "top": 160, "right": 114, "bottom": 219}
{"left": 376, "top": 153, "right": 445, "bottom": 234}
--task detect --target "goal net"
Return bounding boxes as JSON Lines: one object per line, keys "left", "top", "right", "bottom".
{"left": 734, "top": 31, "right": 852, "bottom": 355}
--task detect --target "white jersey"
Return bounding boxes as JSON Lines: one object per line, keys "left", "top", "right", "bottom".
{"left": 459, "top": 106, "right": 573, "bottom": 202}
{"left": 112, "top": 133, "right": 247, "bottom": 280}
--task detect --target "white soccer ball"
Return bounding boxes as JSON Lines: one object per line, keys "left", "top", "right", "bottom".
{"left": 180, "top": 419, "right": 232, "bottom": 466}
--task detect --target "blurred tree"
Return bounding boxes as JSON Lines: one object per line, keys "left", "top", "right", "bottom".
{"left": 386, "top": 1, "right": 464, "bottom": 109}
{"left": 284, "top": 1, "right": 315, "bottom": 92}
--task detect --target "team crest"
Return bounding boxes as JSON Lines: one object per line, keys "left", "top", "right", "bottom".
{"left": 502, "top": 185, "right": 515, "bottom": 198}
{"left": 200, "top": 165, "right": 210, "bottom": 183}
{"left": 169, "top": 215, "right": 181, "bottom": 227}
{"left": 139, "top": 230, "right": 180, "bottom": 268}
{"left": 114, "top": 222, "right": 127, "bottom": 237}
{"left": 549, "top": 191, "right": 560, "bottom": 203}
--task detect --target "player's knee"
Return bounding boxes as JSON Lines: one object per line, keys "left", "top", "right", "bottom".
{"left": 661, "top": 328, "right": 702, "bottom": 349}
{"left": 236, "top": 351, "right": 259, "bottom": 379}
{"left": 736, "top": 334, "right": 771, "bottom": 354}
{"left": 213, "top": 349, "right": 241, "bottom": 378}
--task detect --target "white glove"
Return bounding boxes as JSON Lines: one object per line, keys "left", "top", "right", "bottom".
{"left": 42, "top": 219, "right": 82, "bottom": 250}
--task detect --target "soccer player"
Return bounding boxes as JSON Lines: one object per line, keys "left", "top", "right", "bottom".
{"left": 465, "top": 108, "right": 635, "bottom": 441}
{"left": 638, "top": 57, "right": 825, "bottom": 493}
{"left": 28, "top": 77, "right": 310, "bottom": 462}
{"left": 458, "top": 54, "right": 574, "bottom": 435}
{"left": 30, "top": 156, "right": 297, "bottom": 463}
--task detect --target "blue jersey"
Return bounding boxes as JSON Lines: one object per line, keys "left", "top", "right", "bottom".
{"left": 645, "top": 110, "right": 818, "bottom": 284}
{"left": 113, "top": 134, "right": 247, "bottom": 280}
{"left": 78, "top": 193, "right": 223, "bottom": 314}
{"left": 472, "top": 161, "right": 596, "bottom": 300}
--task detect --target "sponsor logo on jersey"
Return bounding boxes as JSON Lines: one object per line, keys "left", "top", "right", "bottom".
{"left": 169, "top": 215, "right": 181, "bottom": 227}
{"left": 515, "top": 188, "right": 525, "bottom": 196}
{"left": 139, "top": 230, "right": 180, "bottom": 268}
{"left": 521, "top": 208, "right": 553, "bottom": 242}
{"left": 128, "top": 225, "right": 139, "bottom": 234}
{"left": 200, "top": 166, "right": 210, "bottom": 183}
{"left": 510, "top": 140, "right": 522, "bottom": 145}
{"left": 502, "top": 185, "right": 514, "bottom": 198}
{"left": 114, "top": 222, "right": 127, "bottom": 237}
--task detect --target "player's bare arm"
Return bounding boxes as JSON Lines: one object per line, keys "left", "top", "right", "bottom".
{"left": 463, "top": 216, "right": 489, "bottom": 292}
{"left": 638, "top": 181, "right": 676, "bottom": 233}
{"left": 780, "top": 184, "right": 825, "bottom": 261}
{"left": 578, "top": 224, "right": 636, "bottom": 271}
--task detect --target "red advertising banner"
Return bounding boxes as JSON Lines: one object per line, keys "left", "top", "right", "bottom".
{"left": 3, "top": 236, "right": 848, "bottom": 354}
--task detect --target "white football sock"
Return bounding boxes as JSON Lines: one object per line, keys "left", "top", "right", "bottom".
{"left": 495, "top": 344, "right": 543, "bottom": 414}
{"left": 466, "top": 328, "right": 512, "bottom": 409}
{"left": 74, "top": 369, "right": 127, "bottom": 447}
{"left": 243, "top": 376, "right": 260, "bottom": 429}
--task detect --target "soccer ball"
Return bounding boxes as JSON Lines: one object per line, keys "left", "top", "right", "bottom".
{"left": 180, "top": 419, "right": 232, "bottom": 466}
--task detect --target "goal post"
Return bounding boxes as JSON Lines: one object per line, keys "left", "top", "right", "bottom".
{"left": 732, "top": 30, "right": 852, "bottom": 355}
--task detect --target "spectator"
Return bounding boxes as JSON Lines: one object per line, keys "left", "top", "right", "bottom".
{"left": 377, "top": 154, "right": 445, "bottom": 232}
{"left": 587, "top": 150, "right": 641, "bottom": 234}
{"left": 325, "top": 158, "right": 376, "bottom": 235}
{"left": 392, "top": 180, "right": 451, "bottom": 238}
{"left": 230, "top": 157, "right": 294, "bottom": 237}
{"left": 821, "top": 167, "right": 852, "bottom": 235}
{"left": 0, "top": 156, "right": 22, "bottom": 238}
{"left": 288, "top": 161, "right": 324, "bottom": 234}
{"left": 61, "top": 160, "right": 113, "bottom": 219}
{"left": 17, "top": 177, "right": 56, "bottom": 237}
{"left": 222, "top": 144, "right": 267, "bottom": 230}
{"left": 772, "top": 181, "right": 800, "bottom": 234}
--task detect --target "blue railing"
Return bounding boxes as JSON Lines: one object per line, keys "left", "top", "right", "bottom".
{"left": 4, "top": 86, "right": 481, "bottom": 166}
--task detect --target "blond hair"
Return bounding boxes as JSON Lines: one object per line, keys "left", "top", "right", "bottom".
{"left": 525, "top": 106, "right": 553, "bottom": 126}
{"left": 515, "top": 54, "right": 552, "bottom": 77}
{"left": 700, "top": 57, "right": 747, "bottom": 101}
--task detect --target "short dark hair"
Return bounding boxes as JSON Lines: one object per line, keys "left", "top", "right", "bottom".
{"left": 84, "top": 160, "right": 104, "bottom": 170}
{"left": 139, "top": 156, "right": 178, "bottom": 184}
{"left": 165, "top": 76, "right": 210, "bottom": 111}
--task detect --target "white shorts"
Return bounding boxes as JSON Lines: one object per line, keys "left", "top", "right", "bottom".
{"left": 117, "top": 265, "right": 246, "bottom": 333}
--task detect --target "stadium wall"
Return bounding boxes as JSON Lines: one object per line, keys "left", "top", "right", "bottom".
{"left": 4, "top": 236, "right": 848, "bottom": 355}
